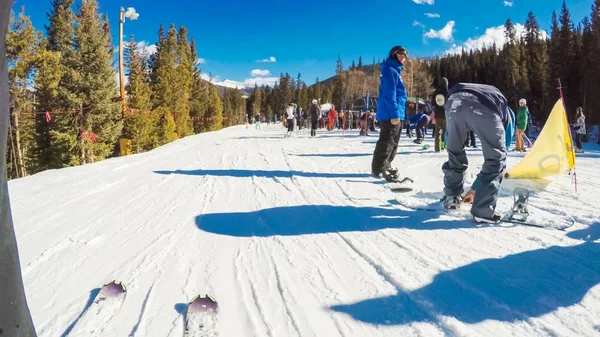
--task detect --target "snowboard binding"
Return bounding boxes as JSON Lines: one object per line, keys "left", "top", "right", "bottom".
{"left": 509, "top": 187, "right": 530, "bottom": 222}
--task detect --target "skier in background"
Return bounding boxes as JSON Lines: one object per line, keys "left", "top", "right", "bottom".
{"left": 572, "top": 107, "right": 586, "bottom": 153}
{"left": 296, "top": 108, "right": 303, "bottom": 130}
{"left": 432, "top": 77, "right": 449, "bottom": 152}
{"left": 409, "top": 108, "right": 430, "bottom": 144}
{"left": 371, "top": 45, "right": 408, "bottom": 182}
{"left": 441, "top": 83, "right": 515, "bottom": 224}
{"left": 308, "top": 99, "right": 320, "bottom": 137}
{"left": 328, "top": 105, "right": 337, "bottom": 130}
{"left": 255, "top": 114, "right": 261, "bottom": 129}
{"left": 285, "top": 103, "right": 295, "bottom": 137}
{"left": 0, "top": 0, "right": 37, "bottom": 334}
{"left": 515, "top": 98, "right": 529, "bottom": 152}
{"left": 464, "top": 130, "right": 476, "bottom": 148}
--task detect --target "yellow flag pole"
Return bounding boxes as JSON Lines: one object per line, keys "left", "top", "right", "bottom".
{"left": 557, "top": 78, "right": 577, "bottom": 192}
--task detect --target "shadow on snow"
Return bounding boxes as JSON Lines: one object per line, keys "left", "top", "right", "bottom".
{"left": 194, "top": 204, "right": 476, "bottom": 237}
{"left": 330, "top": 241, "right": 600, "bottom": 325}
{"left": 154, "top": 169, "right": 372, "bottom": 180}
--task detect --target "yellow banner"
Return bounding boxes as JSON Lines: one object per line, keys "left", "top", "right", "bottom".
{"left": 506, "top": 99, "right": 575, "bottom": 179}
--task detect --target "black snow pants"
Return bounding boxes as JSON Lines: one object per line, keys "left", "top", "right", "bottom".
{"left": 371, "top": 120, "right": 401, "bottom": 174}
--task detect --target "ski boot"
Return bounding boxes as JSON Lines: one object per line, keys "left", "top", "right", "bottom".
{"left": 508, "top": 187, "right": 530, "bottom": 221}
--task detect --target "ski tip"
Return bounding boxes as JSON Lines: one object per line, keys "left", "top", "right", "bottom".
{"left": 101, "top": 280, "right": 127, "bottom": 295}
{"left": 188, "top": 294, "right": 219, "bottom": 313}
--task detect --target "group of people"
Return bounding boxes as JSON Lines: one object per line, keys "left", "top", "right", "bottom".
{"left": 370, "top": 45, "right": 586, "bottom": 224}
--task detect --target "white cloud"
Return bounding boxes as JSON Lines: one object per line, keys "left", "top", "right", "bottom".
{"left": 413, "top": 20, "right": 425, "bottom": 28}
{"left": 413, "top": 0, "right": 434, "bottom": 4}
{"left": 195, "top": 58, "right": 206, "bottom": 65}
{"left": 504, "top": 1, "right": 514, "bottom": 7}
{"left": 123, "top": 7, "right": 139, "bottom": 20}
{"left": 257, "top": 56, "right": 276, "bottom": 63}
{"left": 243, "top": 77, "right": 279, "bottom": 87}
{"left": 424, "top": 21, "right": 455, "bottom": 42}
{"left": 135, "top": 41, "right": 156, "bottom": 55}
{"left": 444, "top": 23, "right": 548, "bottom": 55}
{"left": 250, "top": 69, "right": 270, "bottom": 77}
{"left": 425, "top": 13, "right": 440, "bottom": 18}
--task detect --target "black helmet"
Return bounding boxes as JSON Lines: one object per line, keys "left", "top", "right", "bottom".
{"left": 389, "top": 46, "right": 408, "bottom": 60}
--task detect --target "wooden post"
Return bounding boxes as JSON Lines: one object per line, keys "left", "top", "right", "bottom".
{"left": 119, "top": 8, "right": 126, "bottom": 117}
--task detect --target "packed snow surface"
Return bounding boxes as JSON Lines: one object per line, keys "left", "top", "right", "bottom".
{"left": 9, "top": 124, "right": 600, "bottom": 337}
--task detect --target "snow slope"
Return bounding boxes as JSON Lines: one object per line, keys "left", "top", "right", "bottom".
{"left": 9, "top": 123, "right": 600, "bottom": 337}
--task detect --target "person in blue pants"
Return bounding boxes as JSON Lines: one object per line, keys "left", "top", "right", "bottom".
{"left": 441, "top": 83, "right": 515, "bottom": 224}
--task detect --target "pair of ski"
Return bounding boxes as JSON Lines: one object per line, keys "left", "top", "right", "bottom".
{"left": 386, "top": 185, "right": 574, "bottom": 231}
{"left": 66, "top": 280, "right": 218, "bottom": 336}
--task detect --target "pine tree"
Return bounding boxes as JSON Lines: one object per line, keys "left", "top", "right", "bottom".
{"left": 547, "top": 10, "right": 561, "bottom": 111}
{"left": 155, "top": 107, "right": 177, "bottom": 145}
{"left": 33, "top": 48, "right": 61, "bottom": 172}
{"left": 499, "top": 19, "right": 522, "bottom": 109}
{"left": 152, "top": 24, "right": 177, "bottom": 109}
{"left": 583, "top": 0, "right": 600, "bottom": 124}
{"left": 6, "top": 6, "right": 39, "bottom": 178}
{"left": 74, "top": 0, "right": 121, "bottom": 163}
{"left": 332, "top": 74, "right": 344, "bottom": 110}
{"left": 173, "top": 26, "right": 193, "bottom": 136}
{"left": 189, "top": 38, "right": 209, "bottom": 133}
{"left": 524, "top": 11, "right": 548, "bottom": 120}
{"left": 41, "top": 0, "right": 79, "bottom": 168}
{"left": 251, "top": 83, "right": 262, "bottom": 116}
{"left": 124, "top": 35, "right": 154, "bottom": 153}
{"left": 358, "top": 56, "right": 363, "bottom": 70}
{"left": 206, "top": 83, "right": 223, "bottom": 131}
{"left": 557, "top": 1, "right": 578, "bottom": 116}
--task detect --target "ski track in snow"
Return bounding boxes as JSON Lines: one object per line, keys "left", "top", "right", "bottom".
{"left": 9, "top": 124, "right": 600, "bottom": 337}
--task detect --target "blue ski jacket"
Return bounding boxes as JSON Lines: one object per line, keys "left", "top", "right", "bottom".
{"left": 409, "top": 112, "right": 429, "bottom": 129}
{"left": 376, "top": 57, "right": 407, "bottom": 121}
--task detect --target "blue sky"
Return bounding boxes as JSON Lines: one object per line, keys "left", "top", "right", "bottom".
{"left": 11, "top": 0, "right": 593, "bottom": 87}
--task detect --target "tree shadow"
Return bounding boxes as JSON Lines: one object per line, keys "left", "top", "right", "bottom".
{"left": 154, "top": 169, "right": 372, "bottom": 179}
{"left": 60, "top": 288, "right": 101, "bottom": 337}
{"left": 294, "top": 153, "right": 371, "bottom": 158}
{"left": 195, "top": 204, "right": 477, "bottom": 238}
{"left": 235, "top": 136, "right": 289, "bottom": 140}
{"left": 331, "top": 242, "right": 600, "bottom": 325}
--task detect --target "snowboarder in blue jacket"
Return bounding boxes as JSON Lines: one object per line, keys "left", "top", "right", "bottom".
{"left": 371, "top": 46, "right": 408, "bottom": 182}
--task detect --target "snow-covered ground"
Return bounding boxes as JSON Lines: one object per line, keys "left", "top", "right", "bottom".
{"left": 9, "top": 123, "right": 600, "bottom": 337}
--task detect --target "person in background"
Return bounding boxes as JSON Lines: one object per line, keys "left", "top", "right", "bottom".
{"left": 328, "top": 105, "right": 337, "bottom": 130}
{"left": 515, "top": 98, "right": 529, "bottom": 152}
{"left": 573, "top": 107, "right": 586, "bottom": 153}
{"left": 371, "top": 45, "right": 408, "bottom": 182}
{"left": 432, "top": 77, "right": 449, "bottom": 152}
{"left": 464, "top": 130, "right": 476, "bottom": 148}
{"left": 285, "top": 103, "right": 295, "bottom": 137}
{"left": 409, "top": 106, "right": 430, "bottom": 144}
{"left": 308, "top": 99, "right": 320, "bottom": 137}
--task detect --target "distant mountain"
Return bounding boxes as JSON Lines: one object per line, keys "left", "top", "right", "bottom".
{"left": 201, "top": 78, "right": 254, "bottom": 98}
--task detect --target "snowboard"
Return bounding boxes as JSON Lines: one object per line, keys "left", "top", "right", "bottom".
{"left": 184, "top": 294, "right": 219, "bottom": 337}
{"left": 392, "top": 197, "right": 575, "bottom": 231}
{"left": 383, "top": 177, "right": 415, "bottom": 193}
{"left": 66, "top": 280, "right": 127, "bottom": 337}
